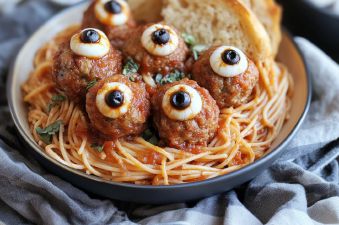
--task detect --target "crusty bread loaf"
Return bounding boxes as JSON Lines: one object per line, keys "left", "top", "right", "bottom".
{"left": 126, "top": 0, "right": 277, "bottom": 96}
{"left": 127, "top": 0, "right": 163, "bottom": 23}
{"left": 160, "top": 0, "right": 272, "bottom": 62}
{"left": 127, "top": 0, "right": 281, "bottom": 58}
{"left": 241, "top": 0, "right": 282, "bottom": 56}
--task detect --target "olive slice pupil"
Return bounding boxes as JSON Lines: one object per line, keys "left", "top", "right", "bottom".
{"left": 104, "top": 0, "right": 122, "bottom": 14}
{"left": 80, "top": 29, "right": 100, "bottom": 43}
{"left": 152, "top": 28, "right": 170, "bottom": 45}
{"left": 222, "top": 49, "right": 240, "bottom": 65}
{"left": 105, "top": 90, "right": 124, "bottom": 108}
{"left": 171, "top": 91, "right": 191, "bottom": 110}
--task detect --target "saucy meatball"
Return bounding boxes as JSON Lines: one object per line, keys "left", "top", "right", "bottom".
{"left": 52, "top": 28, "right": 122, "bottom": 103}
{"left": 86, "top": 75, "right": 151, "bottom": 139}
{"left": 122, "top": 23, "right": 189, "bottom": 76}
{"left": 192, "top": 46, "right": 259, "bottom": 108}
{"left": 82, "top": 0, "right": 136, "bottom": 49}
{"left": 151, "top": 79, "right": 219, "bottom": 149}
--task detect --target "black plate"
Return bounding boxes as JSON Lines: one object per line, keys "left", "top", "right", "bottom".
{"left": 278, "top": 0, "right": 339, "bottom": 62}
{"left": 7, "top": 3, "right": 312, "bottom": 204}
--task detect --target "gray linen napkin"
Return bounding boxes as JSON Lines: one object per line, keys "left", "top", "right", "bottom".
{"left": 304, "top": 0, "right": 339, "bottom": 15}
{"left": 0, "top": 1, "right": 338, "bottom": 225}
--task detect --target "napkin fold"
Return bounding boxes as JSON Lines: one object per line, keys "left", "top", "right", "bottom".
{"left": 304, "top": 0, "right": 339, "bottom": 15}
{"left": 0, "top": 1, "right": 338, "bottom": 225}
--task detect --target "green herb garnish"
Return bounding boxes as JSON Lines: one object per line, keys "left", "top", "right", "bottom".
{"left": 192, "top": 44, "right": 208, "bottom": 61}
{"left": 155, "top": 74, "right": 164, "bottom": 84}
{"left": 142, "top": 129, "right": 159, "bottom": 145}
{"left": 182, "top": 33, "right": 207, "bottom": 61}
{"left": 123, "top": 57, "right": 139, "bottom": 76}
{"left": 47, "top": 94, "right": 66, "bottom": 112}
{"left": 36, "top": 120, "right": 63, "bottom": 144}
{"left": 182, "top": 33, "right": 196, "bottom": 46}
{"left": 86, "top": 79, "right": 98, "bottom": 91}
{"left": 91, "top": 143, "right": 104, "bottom": 153}
{"left": 142, "top": 129, "right": 153, "bottom": 140}
{"left": 155, "top": 70, "right": 186, "bottom": 85}
{"left": 148, "top": 136, "right": 159, "bottom": 145}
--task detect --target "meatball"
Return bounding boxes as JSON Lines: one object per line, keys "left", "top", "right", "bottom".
{"left": 86, "top": 75, "right": 151, "bottom": 139}
{"left": 151, "top": 79, "right": 219, "bottom": 149}
{"left": 192, "top": 46, "right": 259, "bottom": 108}
{"left": 82, "top": 0, "right": 136, "bottom": 49}
{"left": 52, "top": 28, "right": 122, "bottom": 103}
{"left": 35, "top": 25, "right": 80, "bottom": 66}
{"left": 122, "top": 23, "right": 189, "bottom": 75}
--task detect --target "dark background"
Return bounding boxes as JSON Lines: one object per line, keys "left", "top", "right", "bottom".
{"left": 278, "top": 0, "right": 339, "bottom": 63}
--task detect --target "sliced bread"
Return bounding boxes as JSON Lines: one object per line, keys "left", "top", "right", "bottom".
{"left": 160, "top": 0, "right": 272, "bottom": 62}
{"left": 241, "top": 0, "right": 282, "bottom": 56}
{"left": 128, "top": 0, "right": 282, "bottom": 58}
{"left": 127, "top": 0, "right": 163, "bottom": 23}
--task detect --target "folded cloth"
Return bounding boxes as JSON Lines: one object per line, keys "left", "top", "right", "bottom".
{"left": 304, "top": 0, "right": 339, "bottom": 15}
{"left": 0, "top": 0, "right": 23, "bottom": 14}
{"left": 0, "top": 1, "right": 338, "bottom": 225}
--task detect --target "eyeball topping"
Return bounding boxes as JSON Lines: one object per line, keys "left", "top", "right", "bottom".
{"left": 105, "top": 90, "right": 124, "bottom": 108}
{"left": 80, "top": 29, "right": 100, "bottom": 43}
{"left": 152, "top": 28, "right": 170, "bottom": 45}
{"left": 170, "top": 91, "right": 191, "bottom": 110}
{"left": 95, "top": 0, "right": 130, "bottom": 26}
{"left": 162, "top": 85, "right": 202, "bottom": 121}
{"left": 210, "top": 46, "right": 249, "bottom": 78}
{"left": 104, "top": 0, "right": 122, "bottom": 14}
{"left": 70, "top": 28, "right": 110, "bottom": 58}
{"left": 222, "top": 49, "right": 240, "bottom": 65}
{"left": 141, "top": 24, "right": 179, "bottom": 56}
{"left": 96, "top": 82, "right": 133, "bottom": 119}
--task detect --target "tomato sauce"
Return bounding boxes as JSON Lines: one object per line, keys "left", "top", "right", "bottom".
{"left": 103, "top": 141, "right": 117, "bottom": 163}
{"left": 187, "top": 147, "right": 203, "bottom": 154}
{"left": 231, "top": 152, "right": 246, "bottom": 166}
{"left": 75, "top": 123, "right": 89, "bottom": 138}
{"left": 139, "top": 151, "right": 162, "bottom": 165}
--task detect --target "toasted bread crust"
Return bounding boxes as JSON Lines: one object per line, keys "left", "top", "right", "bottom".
{"left": 127, "top": 0, "right": 163, "bottom": 23}
{"left": 222, "top": 0, "right": 273, "bottom": 60}
{"left": 242, "top": 0, "right": 282, "bottom": 56}
{"left": 127, "top": 0, "right": 281, "bottom": 58}
{"left": 162, "top": 0, "right": 272, "bottom": 61}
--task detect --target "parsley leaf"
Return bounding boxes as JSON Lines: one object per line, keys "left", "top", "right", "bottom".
{"left": 47, "top": 94, "right": 66, "bottom": 112}
{"left": 182, "top": 33, "right": 196, "bottom": 46}
{"left": 148, "top": 136, "right": 159, "bottom": 145}
{"left": 86, "top": 79, "right": 97, "bottom": 91}
{"left": 36, "top": 120, "right": 63, "bottom": 144}
{"left": 91, "top": 143, "right": 104, "bottom": 153}
{"left": 155, "top": 70, "right": 186, "bottom": 85}
{"left": 52, "top": 94, "right": 66, "bottom": 102}
{"left": 182, "top": 33, "right": 207, "bottom": 61}
{"left": 123, "top": 57, "right": 139, "bottom": 76}
{"left": 36, "top": 131, "right": 51, "bottom": 145}
{"left": 142, "top": 128, "right": 153, "bottom": 140}
{"left": 154, "top": 74, "right": 164, "bottom": 84}
{"left": 142, "top": 129, "right": 159, "bottom": 145}
{"left": 192, "top": 44, "right": 208, "bottom": 61}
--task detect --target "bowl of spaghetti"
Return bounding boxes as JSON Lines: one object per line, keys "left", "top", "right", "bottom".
{"left": 7, "top": 1, "right": 311, "bottom": 204}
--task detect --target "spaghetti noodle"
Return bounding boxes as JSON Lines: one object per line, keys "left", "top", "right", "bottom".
{"left": 22, "top": 26, "right": 293, "bottom": 185}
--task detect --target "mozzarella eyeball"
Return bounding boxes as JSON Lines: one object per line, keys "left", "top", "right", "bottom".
{"left": 162, "top": 85, "right": 202, "bottom": 121}
{"left": 70, "top": 28, "right": 110, "bottom": 58}
{"left": 209, "top": 46, "right": 249, "bottom": 77}
{"left": 141, "top": 24, "right": 179, "bottom": 56}
{"left": 96, "top": 82, "right": 133, "bottom": 119}
{"left": 94, "top": 0, "right": 130, "bottom": 26}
